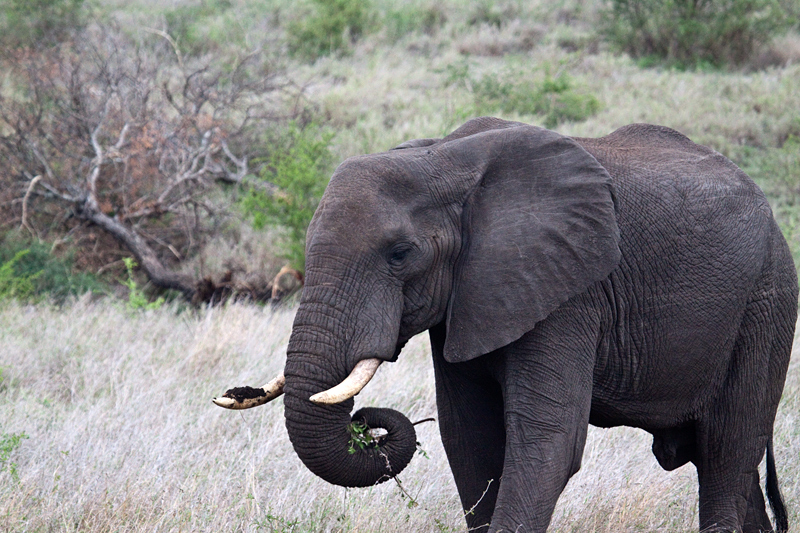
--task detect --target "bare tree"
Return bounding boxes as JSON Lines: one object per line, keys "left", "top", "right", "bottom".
{"left": 0, "top": 24, "right": 298, "bottom": 301}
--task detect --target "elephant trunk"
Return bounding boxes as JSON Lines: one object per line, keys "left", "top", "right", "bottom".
{"left": 283, "top": 305, "right": 417, "bottom": 488}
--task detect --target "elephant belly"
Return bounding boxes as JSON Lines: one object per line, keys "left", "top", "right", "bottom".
{"left": 588, "top": 267, "right": 755, "bottom": 430}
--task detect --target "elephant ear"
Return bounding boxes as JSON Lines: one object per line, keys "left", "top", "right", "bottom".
{"left": 441, "top": 125, "right": 620, "bottom": 363}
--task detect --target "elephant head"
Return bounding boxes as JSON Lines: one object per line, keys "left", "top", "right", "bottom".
{"left": 214, "top": 117, "right": 620, "bottom": 487}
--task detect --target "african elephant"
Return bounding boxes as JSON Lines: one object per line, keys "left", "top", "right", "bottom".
{"left": 214, "top": 117, "right": 796, "bottom": 532}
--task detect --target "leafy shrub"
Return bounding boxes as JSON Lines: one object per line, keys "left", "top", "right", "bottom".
{"left": 287, "top": 0, "right": 374, "bottom": 61}
{"left": 0, "top": 235, "right": 105, "bottom": 302}
{"left": 242, "top": 123, "right": 334, "bottom": 271}
{"left": 601, "top": 0, "right": 796, "bottom": 68}
{"left": 0, "top": 0, "right": 85, "bottom": 49}
{"left": 0, "top": 251, "right": 40, "bottom": 302}
{"left": 122, "top": 258, "right": 165, "bottom": 311}
{"left": 473, "top": 72, "right": 600, "bottom": 128}
{"left": 163, "top": 0, "right": 237, "bottom": 56}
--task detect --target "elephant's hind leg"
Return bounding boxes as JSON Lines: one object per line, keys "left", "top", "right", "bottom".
{"left": 695, "top": 288, "right": 793, "bottom": 532}
{"left": 742, "top": 471, "right": 772, "bottom": 533}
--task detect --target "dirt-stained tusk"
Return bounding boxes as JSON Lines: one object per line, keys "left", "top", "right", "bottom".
{"left": 309, "top": 358, "right": 382, "bottom": 405}
{"left": 212, "top": 373, "right": 285, "bottom": 410}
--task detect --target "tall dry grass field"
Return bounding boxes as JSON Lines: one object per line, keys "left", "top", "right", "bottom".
{"left": 0, "top": 299, "right": 798, "bottom": 532}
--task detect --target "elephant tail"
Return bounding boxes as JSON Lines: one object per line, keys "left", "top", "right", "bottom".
{"left": 765, "top": 437, "right": 788, "bottom": 532}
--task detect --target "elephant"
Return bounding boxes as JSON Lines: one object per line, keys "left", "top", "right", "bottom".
{"left": 214, "top": 117, "right": 797, "bottom": 532}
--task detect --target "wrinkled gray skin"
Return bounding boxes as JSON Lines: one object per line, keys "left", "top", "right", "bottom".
{"left": 282, "top": 117, "right": 797, "bottom": 533}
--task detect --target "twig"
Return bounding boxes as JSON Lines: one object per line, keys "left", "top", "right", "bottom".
{"left": 393, "top": 476, "right": 423, "bottom": 509}
{"left": 142, "top": 28, "right": 184, "bottom": 71}
{"left": 464, "top": 479, "right": 494, "bottom": 519}
{"left": 96, "top": 259, "right": 127, "bottom": 276}
{"left": 113, "top": 123, "right": 130, "bottom": 151}
{"left": 30, "top": 145, "right": 56, "bottom": 183}
{"left": 20, "top": 175, "right": 42, "bottom": 238}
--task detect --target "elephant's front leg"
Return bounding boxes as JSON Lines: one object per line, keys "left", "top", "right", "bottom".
{"left": 430, "top": 323, "right": 506, "bottom": 532}
{"left": 490, "top": 304, "right": 598, "bottom": 533}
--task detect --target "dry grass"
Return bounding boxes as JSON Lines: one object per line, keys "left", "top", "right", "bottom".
{"left": 0, "top": 299, "right": 798, "bottom": 532}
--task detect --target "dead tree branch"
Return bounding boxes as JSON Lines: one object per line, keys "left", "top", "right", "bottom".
{"left": 0, "top": 23, "right": 300, "bottom": 302}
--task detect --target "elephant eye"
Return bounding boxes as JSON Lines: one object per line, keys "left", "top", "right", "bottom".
{"left": 387, "top": 244, "right": 412, "bottom": 266}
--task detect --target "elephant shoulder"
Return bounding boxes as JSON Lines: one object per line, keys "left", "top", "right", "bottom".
{"left": 597, "top": 123, "right": 707, "bottom": 152}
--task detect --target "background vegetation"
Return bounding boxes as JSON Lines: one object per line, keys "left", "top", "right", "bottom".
{"left": 1, "top": 0, "right": 800, "bottom": 530}
{"left": 1, "top": 0, "right": 799, "bottom": 303}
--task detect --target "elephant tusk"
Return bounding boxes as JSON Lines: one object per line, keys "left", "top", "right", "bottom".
{"left": 309, "top": 358, "right": 382, "bottom": 405}
{"left": 212, "top": 373, "right": 285, "bottom": 409}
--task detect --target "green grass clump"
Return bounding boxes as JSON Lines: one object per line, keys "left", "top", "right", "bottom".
{"left": 467, "top": 1, "right": 517, "bottom": 29}
{"left": 600, "top": 0, "right": 796, "bottom": 69}
{"left": 473, "top": 72, "right": 601, "bottom": 128}
{"left": 242, "top": 123, "right": 334, "bottom": 271}
{"left": 347, "top": 420, "right": 379, "bottom": 454}
{"left": 0, "top": 432, "right": 28, "bottom": 483}
{"left": 287, "top": 0, "right": 374, "bottom": 61}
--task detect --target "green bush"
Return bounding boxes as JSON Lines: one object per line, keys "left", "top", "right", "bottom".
{"left": 287, "top": 0, "right": 374, "bottom": 61}
{"left": 0, "top": 0, "right": 85, "bottom": 49}
{"left": 242, "top": 123, "right": 334, "bottom": 271}
{"left": 473, "top": 72, "right": 601, "bottom": 128}
{"left": 0, "top": 235, "right": 105, "bottom": 302}
{"left": 601, "top": 0, "right": 796, "bottom": 68}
